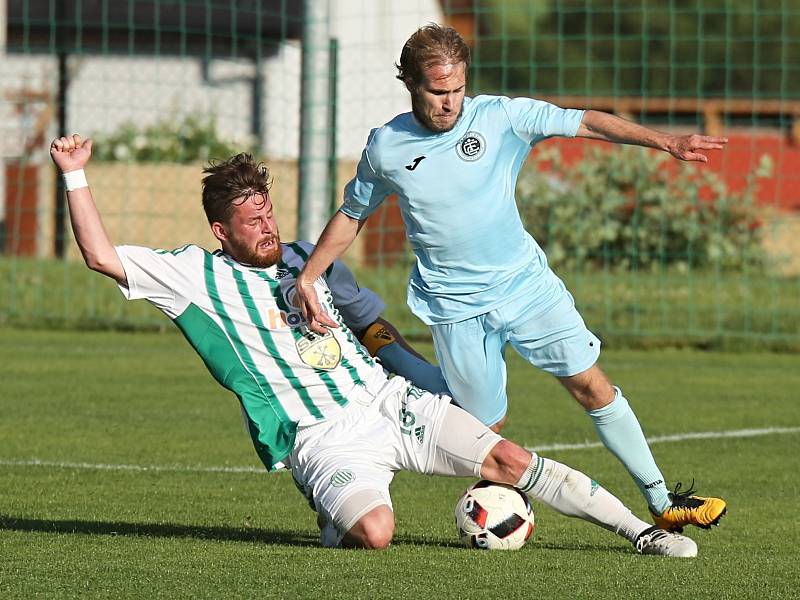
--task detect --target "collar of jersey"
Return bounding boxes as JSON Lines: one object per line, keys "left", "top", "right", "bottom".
{"left": 213, "top": 249, "right": 280, "bottom": 279}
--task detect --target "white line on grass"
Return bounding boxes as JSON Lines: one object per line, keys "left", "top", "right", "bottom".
{"left": 0, "top": 458, "right": 266, "bottom": 474}
{"left": 1, "top": 426, "right": 798, "bottom": 475}
{"left": 531, "top": 426, "right": 800, "bottom": 452}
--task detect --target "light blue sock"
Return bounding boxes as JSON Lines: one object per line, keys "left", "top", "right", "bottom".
{"left": 587, "top": 387, "right": 671, "bottom": 514}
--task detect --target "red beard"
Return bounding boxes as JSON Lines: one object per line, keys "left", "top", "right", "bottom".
{"left": 227, "top": 234, "right": 283, "bottom": 267}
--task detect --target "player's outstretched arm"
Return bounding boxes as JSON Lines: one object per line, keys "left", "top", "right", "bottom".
{"left": 296, "top": 210, "right": 363, "bottom": 334}
{"left": 50, "top": 134, "right": 126, "bottom": 284}
{"left": 576, "top": 110, "right": 728, "bottom": 162}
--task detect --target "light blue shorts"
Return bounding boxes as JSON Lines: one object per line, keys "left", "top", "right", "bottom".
{"left": 430, "top": 285, "right": 601, "bottom": 426}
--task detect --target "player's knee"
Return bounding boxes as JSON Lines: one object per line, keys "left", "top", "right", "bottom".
{"left": 344, "top": 506, "right": 395, "bottom": 550}
{"left": 362, "top": 525, "right": 394, "bottom": 550}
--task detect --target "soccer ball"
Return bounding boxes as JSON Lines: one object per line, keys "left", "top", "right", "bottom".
{"left": 454, "top": 480, "right": 535, "bottom": 550}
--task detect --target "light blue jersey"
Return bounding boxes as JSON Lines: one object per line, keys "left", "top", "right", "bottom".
{"left": 341, "top": 95, "right": 584, "bottom": 325}
{"left": 339, "top": 94, "right": 679, "bottom": 516}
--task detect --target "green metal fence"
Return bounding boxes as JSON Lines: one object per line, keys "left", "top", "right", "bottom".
{"left": 1, "top": 1, "right": 798, "bottom": 349}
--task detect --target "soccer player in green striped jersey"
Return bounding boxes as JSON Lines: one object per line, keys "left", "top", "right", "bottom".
{"left": 48, "top": 133, "right": 700, "bottom": 556}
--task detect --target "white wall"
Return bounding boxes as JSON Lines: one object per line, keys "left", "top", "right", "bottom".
{"left": 0, "top": 0, "right": 442, "bottom": 164}
{"left": 331, "top": 0, "right": 443, "bottom": 157}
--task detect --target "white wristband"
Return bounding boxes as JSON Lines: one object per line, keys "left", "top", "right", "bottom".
{"left": 63, "top": 169, "right": 88, "bottom": 192}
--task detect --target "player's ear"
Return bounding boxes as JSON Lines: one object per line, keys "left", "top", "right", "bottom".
{"left": 404, "top": 77, "right": 416, "bottom": 93}
{"left": 210, "top": 221, "right": 228, "bottom": 243}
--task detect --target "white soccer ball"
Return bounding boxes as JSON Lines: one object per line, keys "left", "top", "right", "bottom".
{"left": 454, "top": 480, "right": 535, "bottom": 550}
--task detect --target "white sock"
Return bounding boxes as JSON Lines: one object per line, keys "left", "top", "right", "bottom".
{"left": 516, "top": 454, "right": 651, "bottom": 543}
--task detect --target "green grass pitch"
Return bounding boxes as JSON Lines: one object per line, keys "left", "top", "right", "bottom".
{"left": 1, "top": 328, "right": 799, "bottom": 598}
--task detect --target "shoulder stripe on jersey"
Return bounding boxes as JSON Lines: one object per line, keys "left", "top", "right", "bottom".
{"left": 285, "top": 242, "right": 334, "bottom": 277}
{"left": 155, "top": 244, "right": 193, "bottom": 256}
{"left": 286, "top": 242, "right": 309, "bottom": 260}
{"left": 202, "top": 252, "right": 296, "bottom": 423}
{"left": 230, "top": 266, "right": 324, "bottom": 419}
{"left": 255, "top": 269, "right": 348, "bottom": 407}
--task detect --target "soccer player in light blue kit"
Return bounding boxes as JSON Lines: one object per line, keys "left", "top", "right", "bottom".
{"left": 297, "top": 24, "right": 728, "bottom": 533}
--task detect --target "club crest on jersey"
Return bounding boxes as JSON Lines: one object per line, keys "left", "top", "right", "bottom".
{"left": 296, "top": 328, "right": 342, "bottom": 370}
{"left": 456, "top": 131, "right": 486, "bottom": 162}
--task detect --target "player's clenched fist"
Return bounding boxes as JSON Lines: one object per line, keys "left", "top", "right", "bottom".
{"left": 50, "top": 134, "right": 93, "bottom": 173}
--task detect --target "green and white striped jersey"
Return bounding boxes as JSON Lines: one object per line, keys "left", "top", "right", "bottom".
{"left": 115, "top": 241, "right": 388, "bottom": 471}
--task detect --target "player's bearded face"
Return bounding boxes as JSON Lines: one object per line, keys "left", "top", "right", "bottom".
{"left": 219, "top": 193, "right": 283, "bottom": 268}
{"left": 409, "top": 61, "right": 466, "bottom": 133}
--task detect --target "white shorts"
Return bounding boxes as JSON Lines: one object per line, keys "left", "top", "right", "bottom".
{"left": 288, "top": 376, "right": 501, "bottom": 546}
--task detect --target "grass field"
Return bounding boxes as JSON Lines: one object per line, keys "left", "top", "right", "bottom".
{"left": 1, "top": 328, "right": 799, "bottom": 598}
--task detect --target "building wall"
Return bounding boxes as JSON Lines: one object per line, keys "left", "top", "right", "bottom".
{"left": 0, "top": 0, "right": 442, "bottom": 257}
{"left": 0, "top": 0, "right": 442, "bottom": 255}
{"left": 1, "top": 0, "right": 442, "bottom": 163}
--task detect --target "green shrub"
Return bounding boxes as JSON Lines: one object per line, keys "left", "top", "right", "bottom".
{"left": 92, "top": 114, "right": 254, "bottom": 164}
{"left": 516, "top": 146, "right": 770, "bottom": 271}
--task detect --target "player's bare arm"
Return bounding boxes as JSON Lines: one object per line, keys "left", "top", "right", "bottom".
{"left": 296, "top": 210, "right": 364, "bottom": 334}
{"left": 49, "top": 134, "right": 127, "bottom": 285}
{"left": 576, "top": 110, "right": 728, "bottom": 162}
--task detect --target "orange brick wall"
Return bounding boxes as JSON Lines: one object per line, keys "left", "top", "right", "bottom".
{"left": 4, "top": 163, "right": 39, "bottom": 256}
{"left": 547, "top": 131, "right": 800, "bottom": 210}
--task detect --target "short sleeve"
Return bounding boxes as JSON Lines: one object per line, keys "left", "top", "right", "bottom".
{"left": 501, "top": 97, "right": 585, "bottom": 145}
{"left": 341, "top": 130, "right": 393, "bottom": 220}
{"left": 115, "top": 244, "right": 196, "bottom": 318}
{"left": 325, "top": 258, "right": 385, "bottom": 333}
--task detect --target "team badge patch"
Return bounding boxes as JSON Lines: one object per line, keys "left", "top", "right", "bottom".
{"left": 456, "top": 131, "right": 486, "bottom": 161}
{"left": 296, "top": 329, "right": 341, "bottom": 370}
{"left": 330, "top": 469, "right": 355, "bottom": 487}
